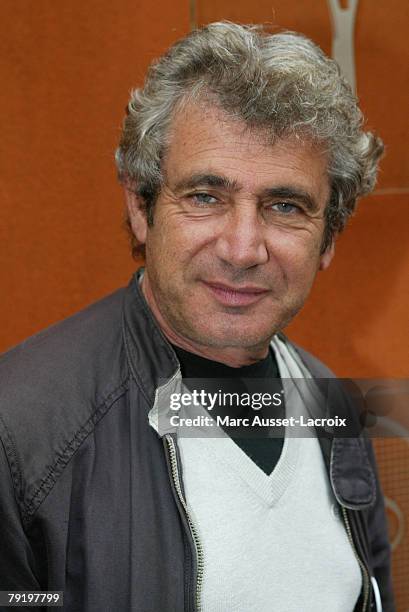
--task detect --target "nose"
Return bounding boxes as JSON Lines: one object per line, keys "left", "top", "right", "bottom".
{"left": 214, "top": 204, "right": 269, "bottom": 269}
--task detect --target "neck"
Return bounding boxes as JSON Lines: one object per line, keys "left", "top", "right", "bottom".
{"left": 166, "top": 335, "right": 269, "bottom": 368}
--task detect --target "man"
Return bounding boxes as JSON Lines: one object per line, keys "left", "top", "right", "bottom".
{"left": 0, "top": 22, "right": 393, "bottom": 612}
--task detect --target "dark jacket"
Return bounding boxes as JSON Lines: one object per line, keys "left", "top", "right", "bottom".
{"left": 0, "top": 270, "right": 394, "bottom": 612}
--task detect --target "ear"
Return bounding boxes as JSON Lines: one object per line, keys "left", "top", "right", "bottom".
{"left": 319, "top": 240, "right": 335, "bottom": 271}
{"left": 123, "top": 187, "right": 148, "bottom": 245}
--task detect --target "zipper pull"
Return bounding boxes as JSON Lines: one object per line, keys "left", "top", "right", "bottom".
{"left": 370, "top": 576, "right": 382, "bottom": 612}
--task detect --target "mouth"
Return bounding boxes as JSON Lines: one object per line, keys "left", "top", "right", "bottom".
{"left": 202, "top": 281, "right": 270, "bottom": 307}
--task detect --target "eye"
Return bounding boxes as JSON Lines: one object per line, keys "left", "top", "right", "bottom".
{"left": 270, "top": 202, "right": 300, "bottom": 214}
{"left": 190, "top": 192, "right": 219, "bottom": 206}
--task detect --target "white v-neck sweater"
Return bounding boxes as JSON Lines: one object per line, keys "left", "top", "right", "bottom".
{"left": 177, "top": 338, "right": 362, "bottom": 612}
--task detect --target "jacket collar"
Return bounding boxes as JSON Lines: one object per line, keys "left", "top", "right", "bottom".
{"left": 287, "top": 337, "right": 376, "bottom": 510}
{"left": 122, "top": 269, "right": 179, "bottom": 409}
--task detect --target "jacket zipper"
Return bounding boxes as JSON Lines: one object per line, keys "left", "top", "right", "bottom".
{"left": 341, "top": 506, "right": 370, "bottom": 612}
{"left": 165, "top": 434, "right": 204, "bottom": 612}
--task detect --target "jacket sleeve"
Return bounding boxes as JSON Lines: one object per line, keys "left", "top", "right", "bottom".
{"left": 365, "top": 438, "right": 396, "bottom": 612}
{"left": 0, "top": 429, "right": 42, "bottom": 608}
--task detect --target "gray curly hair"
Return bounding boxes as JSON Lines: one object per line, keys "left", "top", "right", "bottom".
{"left": 116, "top": 21, "right": 383, "bottom": 257}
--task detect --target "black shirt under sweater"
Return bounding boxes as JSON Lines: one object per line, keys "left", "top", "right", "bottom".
{"left": 172, "top": 345, "right": 285, "bottom": 475}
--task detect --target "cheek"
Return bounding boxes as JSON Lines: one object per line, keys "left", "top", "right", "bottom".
{"left": 268, "top": 231, "right": 322, "bottom": 267}
{"left": 162, "top": 219, "right": 219, "bottom": 264}
{"left": 145, "top": 221, "right": 196, "bottom": 285}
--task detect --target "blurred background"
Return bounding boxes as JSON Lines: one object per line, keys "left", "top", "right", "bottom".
{"left": 0, "top": 0, "right": 408, "bottom": 608}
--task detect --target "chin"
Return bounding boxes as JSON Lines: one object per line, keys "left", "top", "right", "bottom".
{"left": 188, "top": 324, "right": 276, "bottom": 351}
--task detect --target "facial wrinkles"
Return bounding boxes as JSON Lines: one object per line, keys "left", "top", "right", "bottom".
{"left": 168, "top": 110, "right": 327, "bottom": 181}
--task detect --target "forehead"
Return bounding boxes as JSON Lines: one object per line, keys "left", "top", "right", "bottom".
{"left": 163, "top": 102, "right": 330, "bottom": 202}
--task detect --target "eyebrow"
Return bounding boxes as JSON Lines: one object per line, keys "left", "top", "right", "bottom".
{"left": 172, "top": 174, "right": 319, "bottom": 212}
{"left": 172, "top": 173, "right": 241, "bottom": 193}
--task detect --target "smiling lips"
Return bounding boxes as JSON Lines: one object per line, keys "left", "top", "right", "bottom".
{"left": 202, "top": 281, "right": 270, "bottom": 307}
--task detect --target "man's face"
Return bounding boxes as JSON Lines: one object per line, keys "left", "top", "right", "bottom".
{"left": 128, "top": 103, "right": 334, "bottom": 358}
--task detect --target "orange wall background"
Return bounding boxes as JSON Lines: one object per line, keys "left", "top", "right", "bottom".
{"left": 0, "top": 0, "right": 190, "bottom": 352}
{"left": 1, "top": 1, "right": 408, "bottom": 608}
